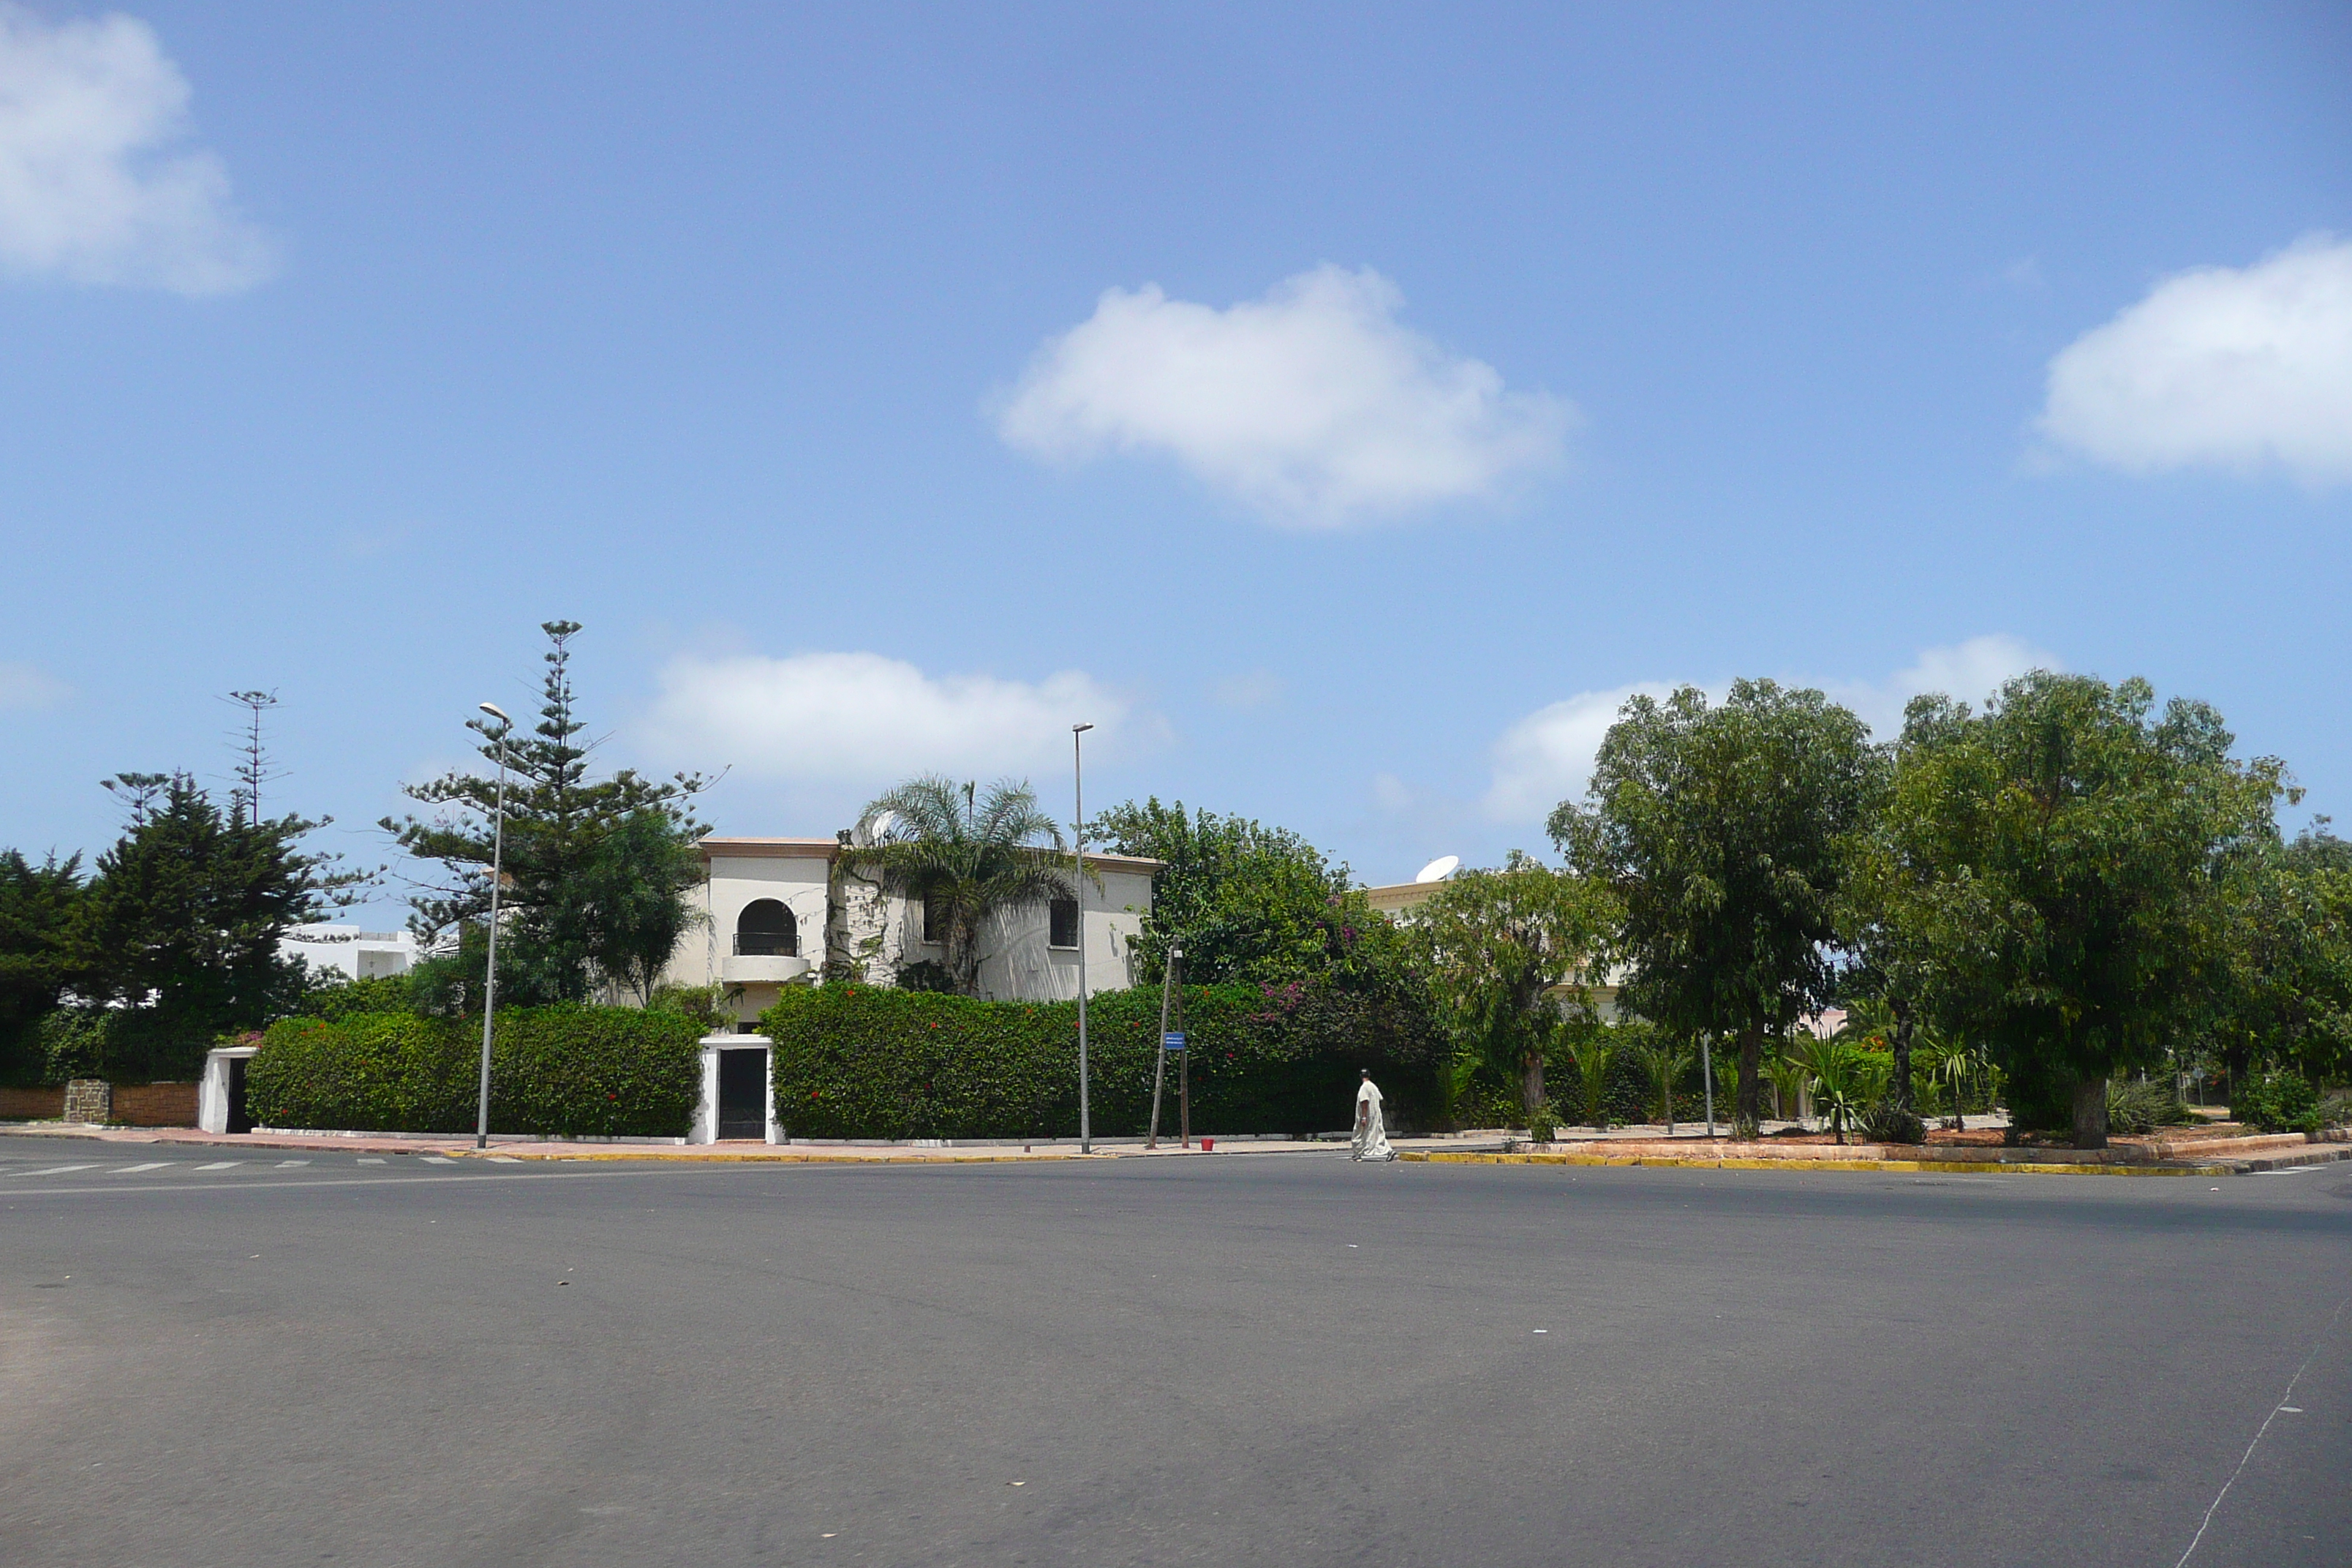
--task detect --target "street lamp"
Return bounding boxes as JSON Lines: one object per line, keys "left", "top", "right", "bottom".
{"left": 475, "top": 702, "right": 512, "bottom": 1152}
{"left": 1072, "top": 722, "right": 1094, "bottom": 1155}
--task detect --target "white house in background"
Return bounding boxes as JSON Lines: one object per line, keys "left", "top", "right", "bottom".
{"left": 280, "top": 924, "right": 423, "bottom": 981}
{"left": 663, "top": 836, "right": 1160, "bottom": 1031}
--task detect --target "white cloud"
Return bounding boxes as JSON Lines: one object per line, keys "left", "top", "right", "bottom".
{"left": 1821, "top": 633, "right": 2054, "bottom": 742}
{"left": 1482, "top": 682, "right": 1676, "bottom": 824}
{"left": 994, "top": 264, "right": 1575, "bottom": 526}
{"left": 2038, "top": 235, "right": 2352, "bottom": 485}
{"left": 641, "top": 649, "right": 1138, "bottom": 784}
{"left": 0, "top": 6, "right": 273, "bottom": 293}
{"left": 1480, "top": 636, "right": 2057, "bottom": 825}
{"left": 0, "top": 659, "right": 67, "bottom": 710}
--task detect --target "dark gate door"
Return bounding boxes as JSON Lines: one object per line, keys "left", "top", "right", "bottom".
{"left": 717, "top": 1049, "right": 766, "bottom": 1140}
{"left": 227, "top": 1057, "right": 252, "bottom": 1135}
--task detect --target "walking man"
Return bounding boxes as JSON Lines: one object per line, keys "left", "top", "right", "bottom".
{"left": 1352, "top": 1069, "right": 1397, "bottom": 1162}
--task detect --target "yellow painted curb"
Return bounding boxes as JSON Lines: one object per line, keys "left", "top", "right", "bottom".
{"left": 1398, "top": 1151, "right": 2236, "bottom": 1177}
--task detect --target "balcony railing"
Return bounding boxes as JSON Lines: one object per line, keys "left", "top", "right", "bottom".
{"left": 733, "top": 932, "right": 799, "bottom": 957}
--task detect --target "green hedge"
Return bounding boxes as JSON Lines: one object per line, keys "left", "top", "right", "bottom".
{"left": 761, "top": 979, "right": 1441, "bottom": 1140}
{"left": 246, "top": 1004, "right": 705, "bottom": 1136}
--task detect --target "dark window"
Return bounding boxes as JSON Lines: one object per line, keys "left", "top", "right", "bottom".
{"left": 735, "top": 898, "right": 797, "bottom": 957}
{"left": 1048, "top": 895, "right": 1079, "bottom": 950}
{"left": 921, "top": 892, "right": 949, "bottom": 946}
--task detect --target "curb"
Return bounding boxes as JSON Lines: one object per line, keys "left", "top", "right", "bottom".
{"left": 443, "top": 1147, "right": 1110, "bottom": 1165}
{"left": 1401, "top": 1150, "right": 2241, "bottom": 1177}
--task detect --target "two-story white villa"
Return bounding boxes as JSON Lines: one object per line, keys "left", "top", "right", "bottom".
{"left": 661, "top": 837, "right": 1160, "bottom": 1030}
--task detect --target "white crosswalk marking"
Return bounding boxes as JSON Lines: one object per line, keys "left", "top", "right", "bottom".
{"left": 488, "top": 1156, "right": 524, "bottom": 1164}
{"left": 274, "top": 1160, "right": 309, "bottom": 1169}
{"left": 421, "top": 1156, "right": 456, "bottom": 1164}
{"left": 110, "top": 1163, "right": 173, "bottom": 1173}
{"left": 24, "top": 1165, "right": 97, "bottom": 1176}
{"left": 358, "top": 1158, "right": 386, "bottom": 1165}
{"left": 193, "top": 1161, "right": 241, "bottom": 1171}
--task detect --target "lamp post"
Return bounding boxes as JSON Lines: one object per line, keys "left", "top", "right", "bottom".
{"left": 474, "top": 703, "right": 512, "bottom": 1152}
{"left": 1072, "top": 722, "right": 1093, "bottom": 1154}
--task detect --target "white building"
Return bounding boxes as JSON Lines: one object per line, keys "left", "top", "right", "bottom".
{"left": 663, "top": 837, "right": 1159, "bottom": 1030}
{"left": 280, "top": 924, "right": 423, "bottom": 981}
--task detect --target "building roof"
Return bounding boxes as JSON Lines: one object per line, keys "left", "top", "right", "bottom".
{"left": 698, "top": 836, "right": 1164, "bottom": 876}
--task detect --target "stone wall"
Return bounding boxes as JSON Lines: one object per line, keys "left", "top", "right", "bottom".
{"left": 62, "top": 1079, "right": 111, "bottom": 1124}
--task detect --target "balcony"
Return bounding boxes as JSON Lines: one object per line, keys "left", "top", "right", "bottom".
{"left": 723, "top": 950, "right": 812, "bottom": 985}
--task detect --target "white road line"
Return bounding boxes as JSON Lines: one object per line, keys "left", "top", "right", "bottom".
{"left": 192, "top": 1161, "right": 241, "bottom": 1171}
{"left": 110, "top": 1163, "right": 173, "bottom": 1174}
{"left": 2174, "top": 1292, "right": 2352, "bottom": 1567}
{"left": 274, "top": 1160, "right": 309, "bottom": 1168}
{"left": 488, "top": 1156, "right": 524, "bottom": 1164}
{"left": 22, "top": 1164, "right": 97, "bottom": 1176}
{"left": 358, "top": 1157, "right": 386, "bottom": 1165}
{"left": 421, "top": 1156, "right": 457, "bottom": 1164}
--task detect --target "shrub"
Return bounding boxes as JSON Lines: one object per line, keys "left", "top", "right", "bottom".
{"left": 2232, "top": 1068, "right": 2322, "bottom": 1135}
{"left": 246, "top": 1006, "right": 704, "bottom": 1136}
{"left": 761, "top": 979, "right": 1441, "bottom": 1140}
{"left": 2106, "top": 1076, "right": 2193, "bottom": 1134}
{"left": 488, "top": 1005, "right": 703, "bottom": 1137}
{"left": 1858, "top": 1100, "right": 1927, "bottom": 1145}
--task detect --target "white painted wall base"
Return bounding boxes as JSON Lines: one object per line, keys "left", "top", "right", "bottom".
{"left": 690, "top": 1035, "right": 777, "bottom": 1144}
{"left": 197, "top": 1046, "right": 260, "bottom": 1134}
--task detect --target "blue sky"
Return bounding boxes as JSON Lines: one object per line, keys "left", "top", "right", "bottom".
{"left": 1, "top": 1, "right": 2348, "bottom": 919}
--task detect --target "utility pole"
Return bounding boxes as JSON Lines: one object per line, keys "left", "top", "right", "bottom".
{"left": 1072, "top": 723, "right": 1093, "bottom": 1154}
{"left": 1147, "top": 947, "right": 1183, "bottom": 1149}
{"left": 475, "top": 704, "right": 513, "bottom": 1152}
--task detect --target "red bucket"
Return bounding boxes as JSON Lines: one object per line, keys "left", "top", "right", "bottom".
{"left": 1201, "top": 1137, "right": 1214, "bottom": 1152}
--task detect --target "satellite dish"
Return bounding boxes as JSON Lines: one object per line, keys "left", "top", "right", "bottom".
{"left": 1413, "top": 854, "right": 1460, "bottom": 884}
{"left": 853, "top": 810, "right": 897, "bottom": 848}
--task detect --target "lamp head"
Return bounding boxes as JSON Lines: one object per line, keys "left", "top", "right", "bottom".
{"left": 478, "top": 702, "right": 511, "bottom": 725}
{"left": 1072, "top": 722, "right": 1094, "bottom": 734}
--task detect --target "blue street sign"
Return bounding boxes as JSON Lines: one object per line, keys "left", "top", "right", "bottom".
{"left": 1162, "top": 1032, "right": 1186, "bottom": 1051}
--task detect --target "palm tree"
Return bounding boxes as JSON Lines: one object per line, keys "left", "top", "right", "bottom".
{"left": 1632, "top": 1036, "right": 1695, "bottom": 1133}
{"left": 843, "top": 777, "right": 1072, "bottom": 997}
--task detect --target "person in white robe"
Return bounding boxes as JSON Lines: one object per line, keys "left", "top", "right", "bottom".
{"left": 1352, "top": 1070, "right": 1397, "bottom": 1161}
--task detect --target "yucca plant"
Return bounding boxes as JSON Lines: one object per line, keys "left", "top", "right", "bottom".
{"left": 1801, "top": 1036, "right": 1874, "bottom": 1144}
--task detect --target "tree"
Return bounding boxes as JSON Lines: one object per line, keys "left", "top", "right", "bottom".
{"left": 0, "top": 851, "right": 86, "bottom": 1075}
{"left": 382, "top": 622, "right": 709, "bottom": 1003}
{"left": 1553, "top": 679, "right": 1881, "bottom": 1138}
{"left": 559, "top": 809, "right": 708, "bottom": 1006}
{"left": 1412, "top": 851, "right": 1619, "bottom": 1123}
{"left": 75, "top": 772, "right": 365, "bottom": 1071}
{"left": 1090, "top": 799, "right": 1353, "bottom": 984}
{"left": 844, "top": 777, "right": 1071, "bottom": 997}
{"left": 1881, "top": 674, "right": 2285, "bottom": 1147}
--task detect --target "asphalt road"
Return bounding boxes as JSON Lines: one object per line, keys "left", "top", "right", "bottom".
{"left": 2, "top": 1134, "right": 2346, "bottom": 1568}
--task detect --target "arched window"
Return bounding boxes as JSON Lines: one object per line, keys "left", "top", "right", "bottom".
{"left": 736, "top": 898, "right": 798, "bottom": 957}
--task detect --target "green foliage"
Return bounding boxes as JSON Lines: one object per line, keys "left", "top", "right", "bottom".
{"left": 1888, "top": 675, "right": 2285, "bottom": 1149}
{"left": 300, "top": 973, "right": 418, "bottom": 1022}
{"left": 2231, "top": 1068, "right": 2323, "bottom": 1134}
{"left": 843, "top": 776, "right": 1068, "bottom": 995}
{"left": 2208, "top": 831, "right": 2352, "bottom": 1088}
{"left": 760, "top": 978, "right": 1443, "bottom": 1140}
{"left": 246, "top": 1012, "right": 475, "bottom": 1132}
{"left": 380, "top": 621, "right": 710, "bottom": 1003}
{"left": 1090, "top": 798, "right": 1361, "bottom": 987}
{"left": 645, "top": 981, "right": 728, "bottom": 1032}
{"left": 1414, "top": 851, "right": 1619, "bottom": 1120}
{"left": 0, "top": 851, "right": 86, "bottom": 1077}
{"left": 1553, "top": 679, "right": 1882, "bottom": 1134}
{"left": 75, "top": 772, "right": 364, "bottom": 1062}
{"left": 1858, "top": 1098, "right": 1927, "bottom": 1145}
{"left": 245, "top": 1004, "right": 704, "bottom": 1136}
{"left": 1630, "top": 1036, "right": 1695, "bottom": 1129}
{"left": 2105, "top": 1077, "right": 2194, "bottom": 1135}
